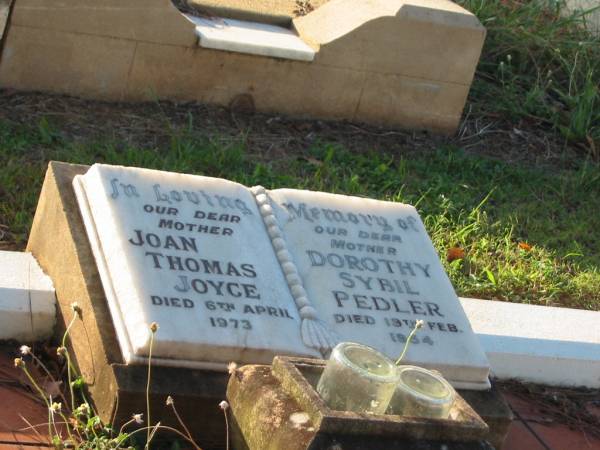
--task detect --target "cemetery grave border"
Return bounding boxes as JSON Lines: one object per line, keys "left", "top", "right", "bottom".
{"left": 0, "top": 0, "right": 486, "bottom": 134}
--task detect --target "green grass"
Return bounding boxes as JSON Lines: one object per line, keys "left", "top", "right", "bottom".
{"left": 1, "top": 118, "right": 599, "bottom": 310}
{"left": 459, "top": 0, "right": 600, "bottom": 153}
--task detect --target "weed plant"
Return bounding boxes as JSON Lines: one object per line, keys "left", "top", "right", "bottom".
{"left": 459, "top": 0, "right": 600, "bottom": 153}
{"left": 13, "top": 305, "right": 219, "bottom": 449}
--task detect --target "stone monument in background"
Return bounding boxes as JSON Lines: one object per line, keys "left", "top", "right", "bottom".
{"left": 0, "top": 0, "right": 485, "bottom": 134}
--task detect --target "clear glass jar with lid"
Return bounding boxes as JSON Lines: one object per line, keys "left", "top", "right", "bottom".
{"left": 316, "top": 342, "right": 399, "bottom": 414}
{"left": 387, "top": 365, "right": 456, "bottom": 418}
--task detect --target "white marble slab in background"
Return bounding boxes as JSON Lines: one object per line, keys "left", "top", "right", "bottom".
{"left": 187, "top": 15, "right": 316, "bottom": 61}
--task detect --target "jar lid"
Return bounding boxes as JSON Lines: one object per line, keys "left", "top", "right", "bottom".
{"left": 334, "top": 342, "right": 399, "bottom": 382}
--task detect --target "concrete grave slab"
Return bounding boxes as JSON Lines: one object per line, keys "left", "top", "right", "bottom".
{"left": 7, "top": 0, "right": 196, "bottom": 46}
{"left": 0, "top": 0, "right": 486, "bottom": 133}
{"left": 126, "top": 41, "right": 366, "bottom": 115}
{"left": 293, "top": 0, "right": 486, "bottom": 85}
{"left": 189, "top": 15, "right": 315, "bottom": 61}
{"left": 0, "top": 251, "right": 55, "bottom": 342}
{"left": 460, "top": 297, "right": 600, "bottom": 388}
{"left": 0, "top": 26, "right": 136, "bottom": 101}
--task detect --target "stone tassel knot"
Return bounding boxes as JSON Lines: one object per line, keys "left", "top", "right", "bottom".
{"left": 251, "top": 186, "right": 338, "bottom": 356}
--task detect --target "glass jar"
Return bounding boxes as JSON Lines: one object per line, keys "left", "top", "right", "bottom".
{"left": 316, "top": 342, "right": 399, "bottom": 414}
{"left": 387, "top": 365, "right": 456, "bottom": 419}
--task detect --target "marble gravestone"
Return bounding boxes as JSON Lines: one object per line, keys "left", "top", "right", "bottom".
{"left": 267, "top": 189, "right": 490, "bottom": 389}
{"left": 73, "top": 164, "right": 319, "bottom": 368}
{"left": 73, "top": 163, "right": 490, "bottom": 390}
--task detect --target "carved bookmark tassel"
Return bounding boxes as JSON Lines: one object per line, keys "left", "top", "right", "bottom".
{"left": 251, "top": 186, "right": 338, "bottom": 356}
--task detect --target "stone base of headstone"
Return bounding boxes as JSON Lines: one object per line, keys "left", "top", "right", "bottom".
{"left": 227, "top": 356, "right": 495, "bottom": 450}
{"left": 26, "top": 162, "right": 230, "bottom": 449}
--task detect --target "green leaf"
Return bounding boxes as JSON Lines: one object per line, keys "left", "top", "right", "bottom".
{"left": 484, "top": 269, "right": 497, "bottom": 286}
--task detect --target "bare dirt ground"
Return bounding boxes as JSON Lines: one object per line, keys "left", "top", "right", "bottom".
{"left": 0, "top": 89, "right": 586, "bottom": 172}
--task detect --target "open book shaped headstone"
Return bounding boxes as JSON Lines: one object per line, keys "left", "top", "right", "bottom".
{"left": 73, "top": 164, "right": 490, "bottom": 389}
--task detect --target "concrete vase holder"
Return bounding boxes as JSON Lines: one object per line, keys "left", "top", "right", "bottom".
{"left": 227, "top": 356, "right": 493, "bottom": 450}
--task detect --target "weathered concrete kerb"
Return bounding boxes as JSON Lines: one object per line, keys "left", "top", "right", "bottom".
{"left": 0, "top": 0, "right": 485, "bottom": 134}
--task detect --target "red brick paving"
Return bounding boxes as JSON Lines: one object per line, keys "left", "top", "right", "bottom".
{"left": 0, "top": 350, "right": 53, "bottom": 448}
{"left": 0, "top": 442, "right": 50, "bottom": 450}
{"left": 503, "top": 391, "right": 600, "bottom": 450}
{"left": 503, "top": 420, "right": 548, "bottom": 450}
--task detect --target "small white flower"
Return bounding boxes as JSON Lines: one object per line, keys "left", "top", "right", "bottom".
{"left": 75, "top": 403, "right": 91, "bottom": 416}
{"left": 166, "top": 396, "right": 174, "bottom": 406}
{"left": 132, "top": 413, "right": 144, "bottom": 424}
{"left": 49, "top": 402, "right": 62, "bottom": 414}
{"left": 149, "top": 322, "right": 159, "bottom": 333}
{"left": 227, "top": 362, "right": 238, "bottom": 375}
{"left": 415, "top": 320, "right": 424, "bottom": 329}
{"left": 219, "top": 400, "right": 229, "bottom": 411}
{"left": 20, "top": 345, "right": 31, "bottom": 356}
